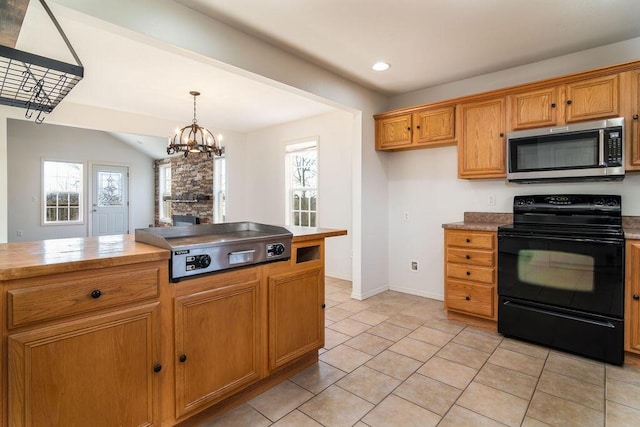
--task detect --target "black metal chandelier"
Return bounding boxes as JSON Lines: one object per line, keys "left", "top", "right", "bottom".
{"left": 167, "top": 91, "right": 224, "bottom": 158}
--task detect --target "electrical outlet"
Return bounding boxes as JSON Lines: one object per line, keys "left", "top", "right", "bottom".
{"left": 403, "top": 212, "right": 410, "bottom": 221}
{"left": 411, "top": 261, "right": 418, "bottom": 271}
{"left": 488, "top": 195, "right": 496, "bottom": 206}
{"left": 16, "top": 230, "right": 23, "bottom": 237}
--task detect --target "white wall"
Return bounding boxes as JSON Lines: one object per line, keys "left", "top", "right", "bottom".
{"left": 7, "top": 119, "right": 155, "bottom": 242}
{"left": 385, "top": 39, "right": 640, "bottom": 300}
{"left": 242, "top": 111, "right": 353, "bottom": 280}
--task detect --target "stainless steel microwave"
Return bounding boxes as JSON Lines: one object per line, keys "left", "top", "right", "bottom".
{"left": 506, "top": 117, "right": 624, "bottom": 183}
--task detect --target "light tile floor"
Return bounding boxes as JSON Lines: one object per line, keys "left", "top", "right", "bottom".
{"left": 199, "top": 277, "right": 640, "bottom": 426}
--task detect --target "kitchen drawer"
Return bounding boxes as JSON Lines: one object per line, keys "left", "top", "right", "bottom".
{"left": 447, "top": 247, "right": 494, "bottom": 267}
{"left": 445, "top": 280, "right": 494, "bottom": 318}
{"left": 447, "top": 263, "right": 494, "bottom": 284}
{"left": 8, "top": 267, "right": 160, "bottom": 328}
{"left": 446, "top": 230, "right": 495, "bottom": 250}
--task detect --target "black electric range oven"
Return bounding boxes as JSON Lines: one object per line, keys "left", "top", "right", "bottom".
{"left": 497, "top": 194, "right": 624, "bottom": 365}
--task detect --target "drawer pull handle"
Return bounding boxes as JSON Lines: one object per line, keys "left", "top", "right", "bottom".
{"left": 465, "top": 296, "right": 470, "bottom": 301}
{"left": 90, "top": 289, "right": 102, "bottom": 299}
{"left": 466, "top": 271, "right": 471, "bottom": 276}
{"left": 179, "top": 354, "right": 187, "bottom": 363}
{"left": 466, "top": 255, "right": 471, "bottom": 259}
{"left": 466, "top": 238, "right": 471, "bottom": 243}
{"left": 633, "top": 294, "right": 640, "bottom": 300}
{"left": 153, "top": 364, "right": 162, "bottom": 373}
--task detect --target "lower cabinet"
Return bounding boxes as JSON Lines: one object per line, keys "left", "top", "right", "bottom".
{"left": 444, "top": 229, "right": 497, "bottom": 321}
{"left": 268, "top": 267, "right": 324, "bottom": 371}
{"left": 625, "top": 240, "right": 640, "bottom": 354}
{"left": 174, "top": 270, "right": 262, "bottom": 418}
{"left": 8, "top": 303, "right": 161, "bottom": 427}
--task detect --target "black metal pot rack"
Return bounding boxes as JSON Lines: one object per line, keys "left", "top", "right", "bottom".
{"left": 0, "top": 0, "right": 83, "bottom": 123}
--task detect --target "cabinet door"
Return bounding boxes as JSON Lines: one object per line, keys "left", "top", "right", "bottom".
{"left": 628, "top": 70, "right": 640, "bottom": 170}
{"left": 8, "top": 303, "right": 160, "bottom": 427}
{"left": 626, "top": 241, "right": 640, "bottom": 354}
{"left": 268, "top": 268, "right": 324, "bottom": 371}
{"left": 413, "top": 106, "right": 455, "bottom": 146}
{"left": 174, "top": 278, "right": 261, "bottom": 417}
{"left": 565, "top": 74, "right": 619, "bottom": 123}
{"left": 375, "top": 114, "right": 412, "bottom": 150}
{"left": 509, "top": 86, "right": 560, "bottom": 130}
{"left": 458, "top": 98, "right": 506, "bottom": 178}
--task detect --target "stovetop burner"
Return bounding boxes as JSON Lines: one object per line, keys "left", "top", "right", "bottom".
{"left": 499, "top": 194, "right": 623, "bottom": 240}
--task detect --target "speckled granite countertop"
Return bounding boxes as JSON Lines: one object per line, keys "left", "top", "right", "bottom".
{"left": 442, "top": 212, "right": 512, "bottom": 231}
{"left": 443, "top": 213, "right": 640, "bottom": 237}
{"left": 623, "top": 217, "right": 640, "bottom": 240}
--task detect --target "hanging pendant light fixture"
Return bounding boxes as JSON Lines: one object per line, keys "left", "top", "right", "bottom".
{"left": 167, "top": 91, "right": 224, "bottom": 158}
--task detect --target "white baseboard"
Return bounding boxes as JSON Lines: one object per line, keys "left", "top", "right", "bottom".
{"left": 351, "top": 284, "right": 389, "bottom": 301}
{"left": 388, "top": 285, "right": 444, "bottom": 301}
{"left": 325, "top": 273, "right": 352, "bottom": 281}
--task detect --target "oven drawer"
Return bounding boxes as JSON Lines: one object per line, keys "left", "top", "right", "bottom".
{"left": 446, "top": 248, "right": 494, "bottom": 267}
{"left": 446, "top": 230, "right": 495, "bottom": 250}
{"left": 447, "top": 263, "right": 494, "bottom": 284}
{"left": 445, "top": 280, "right": 495, "bottom": 318}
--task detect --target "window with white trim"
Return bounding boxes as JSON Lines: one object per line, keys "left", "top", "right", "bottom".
{"left": 43, "top": 160, "right": 83, "bottom": 224}
{"left": 214, "top": 156, "right": 226, "bottom": 223}
{"left": 159, "top": 163, "right": 172, "bottom": 222}
{"left": 285, "top": 140, "right": 317, "bottom": 227}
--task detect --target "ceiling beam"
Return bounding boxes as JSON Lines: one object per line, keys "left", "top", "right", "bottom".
{"left": 0, "top": 0, "right": 30, "bottom": 48}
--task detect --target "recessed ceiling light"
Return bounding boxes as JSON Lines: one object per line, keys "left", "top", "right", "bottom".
{"left": 372, "top": 61, "right": 390, "bottom": 71}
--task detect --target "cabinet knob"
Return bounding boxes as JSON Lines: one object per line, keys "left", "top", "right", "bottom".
{"left": 153, "top": 364, "right": 162, "bottom": 373}
{"left": 465, "top": 255, "right": 471, "bottom": 260}
{"left": 551, "top": 103, "right": 556, "bottom": 108}
{"left": 406, "top": 127, "right": 411, "bottom": 131}
{"left": 466, "top": 271, "right": 471, "bottom": 276}
{"left": 499, "top": 133, "right": 504, "bottom": 137}
{"left": 633, "top": 114, "right": 639, "bottom": 120}
{"left": 633, "top": 294, "right": 640, "bottom": 300}
{"left": 321, "top": 303, "right": 326, "bottom": 309}
{"left": 416, "top": 125, "right": 421, "bottom": 129}
{"left": 566, "top": 100, "right": 572, "bottom": 105}
{"left": 466, "top": 238, "right": 471, "bottom": 243}
{"left": 179, "top": 354, "right": 187, "bottom": 363}
{"left": 465, "top": 296, "right": 470, "bottom": 301}
{"left": 90, "top": 289, "right": 102, "bottom": 299}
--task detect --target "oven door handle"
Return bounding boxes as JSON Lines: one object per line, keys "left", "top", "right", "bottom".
{"left": 498, "top": 232, "right": 623, "bottom": 245}
{"left": 503, "top": 300, "right": 617, "bottom": 328}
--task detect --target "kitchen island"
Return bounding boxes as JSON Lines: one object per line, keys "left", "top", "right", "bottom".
{"left": 0, "top": 226, "right": 346, "bottom": 427}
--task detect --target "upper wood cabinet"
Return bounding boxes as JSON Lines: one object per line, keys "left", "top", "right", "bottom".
{"left": 376, "top": 105, "right": 456, "bottom": 151}
{"left": 628, "top": 69, "right": 640, "bottom": 170}
{"left": 508, "top": 74, "right": 620, "bottom": 131}
{"left": 458, "top": 97, "right": 506, "bottom": 179}
{"left": 376, "top": 113, "right": 412, "bottom": 149}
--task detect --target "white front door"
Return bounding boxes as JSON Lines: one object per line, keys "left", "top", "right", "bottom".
{"left": 91, "top": 164, "right": 129, "bottom": 236}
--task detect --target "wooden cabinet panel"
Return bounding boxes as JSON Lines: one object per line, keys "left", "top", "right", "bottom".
{"left": 625, "top": 240, "right": 640, "bottom": 354}
{"left": 8, "top": 267, "right": 160, "bottom": 328}
{"left": 446, "top": 247, "right": 494, "bottom": 267}
{"left": 458, "top": 97, "right": 506, "bottom": 178}
{"left": 445, "top": 230, "right": 495, "bottom": 250}
{"left": 268, "top": 268, "right": 323, "bottom": 370}
{"left": 445, "top": 280, "right": 494, "bottom": 318}
{"left": 174, "top": 277, "right": 261, "bottom": 417}
{"left": 447, "top": 263, "right": 494, "bottom": 284}
{"left": 8, "top": 303, "right": 160, "bottom": 427}
{"left": 628, "top": 70, "right": 640, "bottom": 170}
{"left": 565, "top": 74, "right": 619, "bottom": 123}
{"left": 376, "top": 114, "right": 412, "bottom": 149}
{"left": 509, "top": 86, "right": 560, "bottom": 130}
{"left": 413, "top": 106, "right": 455, "bottom": 146}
